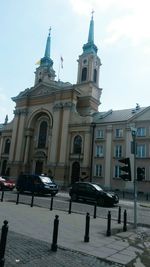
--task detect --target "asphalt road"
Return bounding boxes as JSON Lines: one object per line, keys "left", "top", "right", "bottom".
{"left": 1, "top": 190, "right": 150, "bottom": 227}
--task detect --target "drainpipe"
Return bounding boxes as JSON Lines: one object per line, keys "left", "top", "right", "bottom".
{"left": 90, "top": 123, "right": 96, "bottom": 182}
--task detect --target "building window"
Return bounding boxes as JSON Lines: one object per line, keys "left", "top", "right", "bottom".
{"left": 115, "top": 145, "right": 122, "bottom": 158}
{"left": 136, "top": 144, "right": 146, "bottom": 158}
{"left": 114, "top": 165, "right": 121, "bottom": 178}
{"left": 96, "top": 129, "right": 104, "bottom": 139}
{"left": 115, "top": 129, "right": 123, "bottom": 138}
{"left": 73, "top": 135, "right": 82, "bottom": 154}
{"left": 96, "top": 145, "right": 103, "bottom": 157}
{"left": 137, "top": 127, "right": 146, "bottom": 137}
{"left": 93, "top": 69, "right": 97, "bottom": 83}
{"left": 4, "top": 139, "right": 11, "bottom": 154}
{"left": 81, "top": 67, "right": 87, "bottom": 81}
{"left": 95, "top": 164, "right": 102, "bottom": 177}
{"left": 38, "top": 121, "right": 47, "bottom": 148}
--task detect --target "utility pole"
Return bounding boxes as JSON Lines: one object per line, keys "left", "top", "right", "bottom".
{"left": 131, "top": 127, "right": 137, "bottom": 228}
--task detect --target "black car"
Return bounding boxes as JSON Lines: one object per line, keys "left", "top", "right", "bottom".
{"left": 69, "top": 182, "right": 119, "bottom": 206}
{"left": 16, "top": 174, "right": 58, "bottom": 196}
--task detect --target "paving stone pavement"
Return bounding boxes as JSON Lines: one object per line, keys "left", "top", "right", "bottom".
{"left": 0, "top": 201, "right": 150, "bottom": 266}
{"left": 4, "top": 231, "right": 124, "bottom": 267}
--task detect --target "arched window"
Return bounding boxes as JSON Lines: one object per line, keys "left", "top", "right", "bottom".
{"left": 81, "top": 67, "right": 87, "bottom": 82}
{"left": 73, "top": 135, "right": 82, "bottom": 154}
{"left": 93, "top": 69, "right": 97, "bottom": 83}
{"left": 4, "top": 139, "right": 11, "bottom": 154}
{"left": 38, "top": 121, "right": 47, "bottom": 148}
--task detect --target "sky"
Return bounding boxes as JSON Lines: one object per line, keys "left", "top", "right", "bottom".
{"left": 1, "top": 0, "right": 150, "bottom": 122}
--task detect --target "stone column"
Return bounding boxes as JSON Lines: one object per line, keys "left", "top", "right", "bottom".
{"left": 50, "top": 103, "right": 62, "bottom": 164}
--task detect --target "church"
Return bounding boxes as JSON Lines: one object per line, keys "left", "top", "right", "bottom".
{"left": 0, "top": 15, "right": 150, "bottom": 193}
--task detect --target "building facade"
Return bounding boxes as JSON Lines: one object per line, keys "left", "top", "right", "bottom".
{"left": 0, "top": 16, "right": 150, "bottom": 193}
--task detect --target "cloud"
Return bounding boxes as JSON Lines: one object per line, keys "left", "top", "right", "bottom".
{"left": 70, "top": 0, "right": 150, "bottom": 47}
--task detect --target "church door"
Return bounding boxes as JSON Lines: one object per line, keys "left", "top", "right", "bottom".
{"left": 71, "top": 161, "right": 80, "bottom": 184}
{"left": 35, "top": 161, "right": 43, "bottom": 175}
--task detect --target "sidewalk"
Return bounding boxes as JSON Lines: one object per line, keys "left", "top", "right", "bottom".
{"left": 0, "top": 201, "right": 150, "bottom": 267}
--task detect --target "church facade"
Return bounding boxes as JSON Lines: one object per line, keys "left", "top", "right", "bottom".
{"left": 0, "top": 15, "right": 150, "bottom": 192}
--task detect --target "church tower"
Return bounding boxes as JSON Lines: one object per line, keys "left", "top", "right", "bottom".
{"left": 76, "top": 13, "right": 102, "bottom": 115}
{"left": 34, "top": 28, "right": 56, "bottom": 85}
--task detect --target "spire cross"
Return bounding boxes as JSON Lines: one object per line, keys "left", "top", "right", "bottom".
{"left": 49, "top": 27, "right": 51, "bottom": 36}
{"left": 91, "top": 9, "right": 94, "bottom": 19}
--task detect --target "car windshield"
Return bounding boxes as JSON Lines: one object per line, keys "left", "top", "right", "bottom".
{"left": 39, "top": 176, "right": 53, "bottom": 183}
{"left": 92, "top": 184, "right": 103, "bottom": 191}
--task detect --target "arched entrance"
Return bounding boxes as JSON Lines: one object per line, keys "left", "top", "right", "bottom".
{"left": 71, "top": 161, "right": 80, "bottom": 184}
{"left": 1, "top": 160, "right": 7, "bottom": 176}
{"left": 35, "top": 160, "right": 43, "bottom": 175}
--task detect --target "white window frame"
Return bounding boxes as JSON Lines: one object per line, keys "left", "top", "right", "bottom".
{"left": 96, "top": 145, "right": 103, "bottom": 157}
{"left": 114, "top": 165, "right": 121, "bottom": 178}
{"left": 96, "top": 129, "right": 104, "bottom": 139}
{"left": 95, "top": 164, "right": 102, "bottom": 177}
{"left": 115, "top": 145, "right": 122, "bottom": 158}
{"left": 115, "top": 129, "right": 123, "bottom": 138}
{"left": 136, "top": 144, "right": 146, "bottom": 158}
{"left": 137, "top": 127, "right": 146, "bottom": 137}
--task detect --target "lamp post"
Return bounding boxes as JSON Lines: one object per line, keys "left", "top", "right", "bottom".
{"left": 131, "top": 127, "right": 137, "bottom": 228}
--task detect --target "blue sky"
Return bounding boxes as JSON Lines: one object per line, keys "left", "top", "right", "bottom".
{"left": 1, "top": 0, "right": 150, "bottom": 122}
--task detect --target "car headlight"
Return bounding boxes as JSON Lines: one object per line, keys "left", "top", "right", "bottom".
{"left": 107, "top": 193, "right": 113, "bottom": 198}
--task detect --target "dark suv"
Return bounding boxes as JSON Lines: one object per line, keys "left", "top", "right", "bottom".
{"left": 69, "top": 182, "right": 119, "bottom": 206}
{"left": 16, "top": 174, "right": 58, "bottom": 196}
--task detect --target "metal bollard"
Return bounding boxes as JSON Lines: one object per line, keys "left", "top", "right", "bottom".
{"left": 16, "top": 192, "right": 20, "bottom": 205}
{"left": 50, "top": 197, "right": 53, "bottom": 211}
{"left": 1, "top": 191, "right": 4, "bottom": 202}
{"left": 118, "top": 206, "right": 121, "bottom": 224}
{"left": 30, "top": 193, "right": 34, "bottom": 207}
{"left": 84, "top": 212, "right": 90, "bottom": 242}
{"left": 0, "top": 220, "right": 9, "bottom": 267}
{"left": 93, "top": 202, "right": 97, "bottom": 219}
{"left": 123, "top": 210, "right": 127, "bottom": 232}
{"left": 51, "top": 215, "right": 59, "bottom": 252}
{"left": 68, "top": 199, "right": 72, "bottom": 214}
{"left": 106, "top": 211, "right": 111, "bottom": 236}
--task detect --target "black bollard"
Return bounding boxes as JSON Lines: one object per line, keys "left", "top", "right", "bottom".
{"left": 1, "top": 191, "right": 4, "bottom": 202}
{"left": 51, "top": 215, "right": 59, "bottom": 252}
{"left": 84, "top": 212, "right": 90, "bottom": 242}
{"left": 16, "top": 192, "right": 20, "bottom": 205}
{"left": 123, "top": 210, "right": 127, "bottom": 232}
{"left": 30, "top": 193, "right": 34, "bottom": 207}
{"left": 106, "top": 211, "right": 111, "bottom": 236}
{"left": 93, "top": 202, "right": 97, "bottom": 219}
{"left": 68, "top": 199, "right": 72, "bottom": 214}
{"left": 118, "top": 206, "right": 121, "bottom": 224}
{"left": 0, "top": 220, "right": 9, "bottom": 267}
{"left": 50, "top": 197, "right": 53, "bottom": 211}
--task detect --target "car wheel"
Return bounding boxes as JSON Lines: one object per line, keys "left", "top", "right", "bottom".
{"left": 71, "top": 193, "right": 78, "bottom": 202}
{"left": 97, "top": 198, "right": 105, "bottom": 206}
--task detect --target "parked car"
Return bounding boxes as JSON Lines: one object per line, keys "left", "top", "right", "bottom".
{"left": 0, "top": 176, "right": 16, "bottom": 191}
{"left": 69, "top": 182, "right": 119, "bottom": 206}
{"left": 16, "top": 174, "right": 59, "bottom": 196}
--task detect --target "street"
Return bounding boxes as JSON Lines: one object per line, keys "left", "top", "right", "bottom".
{"left": 1, "top": 190, "right": 150, "bottom": 227}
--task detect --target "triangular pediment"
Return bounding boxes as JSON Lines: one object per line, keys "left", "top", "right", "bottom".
{"left": 29, "top": 83, "right": 57, "bottom": 97}
{"left": 129, "top": 106, "right": 150, "bottom": 122}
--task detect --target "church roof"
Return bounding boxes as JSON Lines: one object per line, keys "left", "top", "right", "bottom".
{"left": 93, "top": 106, "right": 148, "bottom": 123}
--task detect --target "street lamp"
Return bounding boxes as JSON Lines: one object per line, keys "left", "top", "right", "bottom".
{"left": 131, "top": 127, "right": 137, "bottom": 228}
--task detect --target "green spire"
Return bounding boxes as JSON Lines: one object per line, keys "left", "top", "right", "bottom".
{"left": 82, "top": 11, "right": 98, "bottom": 54}
{"left": 88, "top": 11, "right": 94, "bottom": 43}
{"left": 44, "top": 27, "right": 51, "bottom": 58}
{"left": 40, "top": 28, "right": 53, "bottom": 67}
